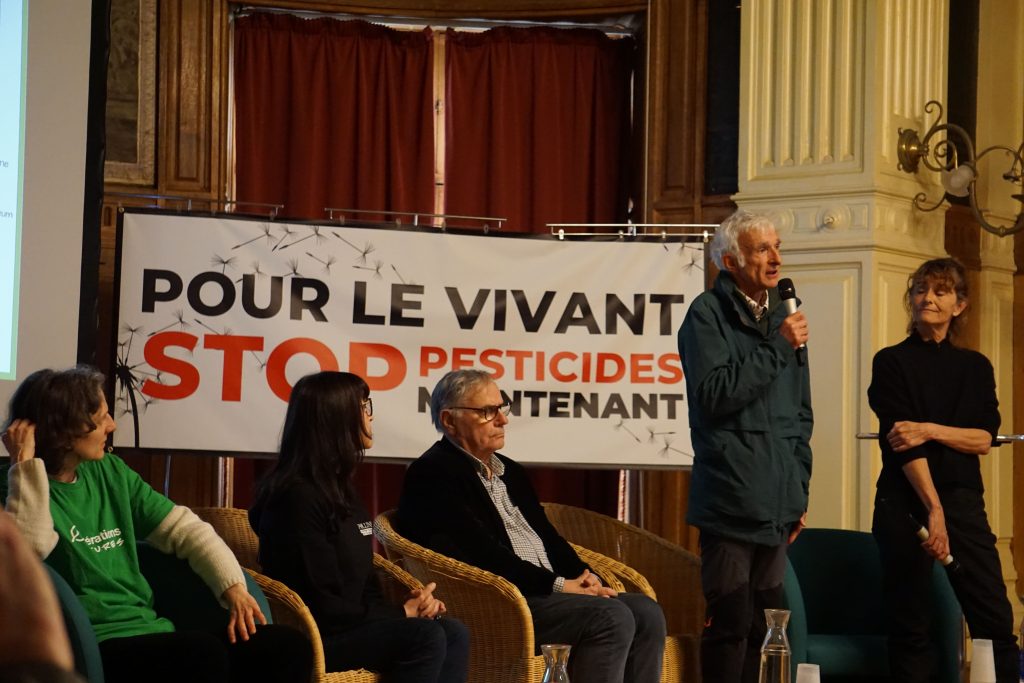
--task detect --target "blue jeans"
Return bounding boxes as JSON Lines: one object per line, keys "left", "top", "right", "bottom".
{"left": 323, "top": 616, "right": 469, "bottom": 683}
{"left": 526, "top": 591, "right": 665, "bottom": 683}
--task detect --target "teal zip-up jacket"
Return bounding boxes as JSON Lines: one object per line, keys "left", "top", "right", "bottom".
{"left": 677, "top": 271, "right": 813, "bottom": 545}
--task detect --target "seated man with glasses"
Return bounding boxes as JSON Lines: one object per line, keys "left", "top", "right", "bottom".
{"left": 398, "top": 369, "right": 666, "bottom": 683}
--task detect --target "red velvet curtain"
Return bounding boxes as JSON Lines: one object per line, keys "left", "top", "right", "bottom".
{"left": 444, "top": 27, "right": 635, "bottom": 232}
{"left": 233, "top": 14, "right": 434, "bottom": 220}
{"left": 444, "top": 26, "right": 635, "bottom": 514}
{"left": 232, "top": 14, "right": 433, "bottom": 513}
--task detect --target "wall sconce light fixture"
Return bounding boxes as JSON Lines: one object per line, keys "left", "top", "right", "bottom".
{"left": 897, "top": 100, "right": 1024, "bottom": 237}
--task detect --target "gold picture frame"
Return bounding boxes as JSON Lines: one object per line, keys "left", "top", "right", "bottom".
{"left": 104, "top": 0, "right": 156, "bottom": 186}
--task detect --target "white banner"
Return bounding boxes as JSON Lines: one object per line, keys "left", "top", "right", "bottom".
{"left": 113, "top": 211, "right": 704, "bottom": 467}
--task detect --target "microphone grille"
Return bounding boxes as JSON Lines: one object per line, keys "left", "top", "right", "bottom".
{"left": 777, "top": 278, "right": 796, "bottom": 299}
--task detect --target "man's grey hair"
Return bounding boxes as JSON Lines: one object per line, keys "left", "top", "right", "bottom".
{"left": 430, "top": 369, "right": 495, "bottom": 432}
{"left": 709, "top": 210, "right": 777, "bottom": 271}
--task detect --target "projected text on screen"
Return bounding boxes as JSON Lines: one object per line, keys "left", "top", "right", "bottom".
{"left": 0, "top": 0, "right": 27, "bottom": 378}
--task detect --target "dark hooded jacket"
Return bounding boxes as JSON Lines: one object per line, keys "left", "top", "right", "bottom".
{"left": 677, "top": 271, "right": 813, "bottom": 544}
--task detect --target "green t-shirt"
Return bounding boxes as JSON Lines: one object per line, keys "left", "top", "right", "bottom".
{"left": 44, "top": 454, "right": 176, "bottom": 641}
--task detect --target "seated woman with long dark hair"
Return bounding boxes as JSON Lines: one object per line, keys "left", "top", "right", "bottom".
{"left": 250, "top": 371, "right": 469, "bottom": 683}
{"left": 1, "top": 366, "right": 312, "bottom": 683}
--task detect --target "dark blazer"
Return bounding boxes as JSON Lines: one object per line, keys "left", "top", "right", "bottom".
{"left": 398, "top": 438, "right": 589, "bottom": 597}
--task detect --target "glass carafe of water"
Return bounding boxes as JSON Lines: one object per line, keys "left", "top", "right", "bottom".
{"left": 758, "top": 608, "right": 792, "bottom": 683}
{"left": 541, "top": 643, "right": 571, "bottom": 683}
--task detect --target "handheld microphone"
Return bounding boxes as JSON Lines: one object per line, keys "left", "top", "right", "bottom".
{"left": 911, "top": 516, "right": 962, "bottom": 573}
{"left": 877, "top": 497, "right": 961, "bottom": 573}
{"left": 776, "top": 278, "right": 806, "bottom": 366}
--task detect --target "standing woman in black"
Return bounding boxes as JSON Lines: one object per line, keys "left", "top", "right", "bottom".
{"left": 250, "top": 371, "right": 470, "bottom": 682}
{"left": 869, "top": 258, "right": 1016, "bottom": 682}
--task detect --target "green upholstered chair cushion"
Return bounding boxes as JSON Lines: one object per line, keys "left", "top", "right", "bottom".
{"left": 49, "top": 542, "right": 272, "bottom": 683}
{"left": 138, "top": 541, "right": 272, "bottom": 632}
{"left": 783, "top": 528, "right": 962, "bottom": 683}
{"left": 805, "top": 634, "right": 888, "bottom": 677}
{"left": 45, "top": 563, "right": 106, "bottom": 683}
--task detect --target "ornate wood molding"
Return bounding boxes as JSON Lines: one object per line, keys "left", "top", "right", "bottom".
{"left": 236, "top": 0, "right": 645, "bottom": 18}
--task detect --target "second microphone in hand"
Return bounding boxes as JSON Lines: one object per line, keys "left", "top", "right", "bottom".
{"left": 877, "top": 497, "right": 962, "bottom": 574}
{"left": 777, "top": 278, "right": 807, "bottom": 366}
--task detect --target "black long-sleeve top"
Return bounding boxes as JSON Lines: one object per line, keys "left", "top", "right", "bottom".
{"left": 867, "top": 334, "right": 1000, "bottom": 496}
{"left": 249, "top": 483, "right": 403, "bottom": 636}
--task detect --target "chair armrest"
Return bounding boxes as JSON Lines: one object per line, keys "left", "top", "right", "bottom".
{"left": 570, "top": 543, "right": 652, "bottom": 598}
{"left": 374, "top": 512, "right": 545, "bottom": 682}
{"left": 541, "top": 502, "right": 704, "bottom": 639}
{"left": 372, "top": 553, "right": 420, "bottom": 605}
{"left": 781, "top": 559, "right": 807, "bottom": 667}
{"left": 245, "top": 569, "right": 329, "bottom": 680}
{"left": 45, "top": 565, "right": 105, "bottom": 683}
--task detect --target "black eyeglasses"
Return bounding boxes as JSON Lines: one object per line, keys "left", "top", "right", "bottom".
{"left": 361, "top": 398, "right": 373, "bottom": 417}
{"left": 448, "top": 401, "right": 512, "bottom": 423}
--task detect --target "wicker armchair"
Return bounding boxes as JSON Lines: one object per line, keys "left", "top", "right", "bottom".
{"left": 193, "top": 506, "right": 420, "bottom": 683}
{"left": 568, "top": 541, "right": 686, "bottom": 683}
{"left": 375, "top": 509, "right": 683, "bottom": 683}
{"left": 374, "top": 509, "right": 546, "bottom": 683}
{"left": 541, "top": 503, "right": 702, "bottom": 682}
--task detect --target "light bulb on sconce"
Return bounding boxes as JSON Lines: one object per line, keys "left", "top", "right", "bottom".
{"left": 896, "top": 100, "right": 1024, "bottom": 237}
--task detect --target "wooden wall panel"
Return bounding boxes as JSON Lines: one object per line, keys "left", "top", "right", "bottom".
{"left": 158, "top": 0, "right": 226, "bottom": 198}
{"left": 645, "top": 0, "right": 699, "bottom": 223}
{"left": 639, "top": 0, "right": 730, "bottom": 553}
{"left": 101, "top": 1, "right": 232, "bottom": 506}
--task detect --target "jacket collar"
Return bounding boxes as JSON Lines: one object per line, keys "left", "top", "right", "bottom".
{"left": 713, "top": 271, "right": 783, "bottom": 331}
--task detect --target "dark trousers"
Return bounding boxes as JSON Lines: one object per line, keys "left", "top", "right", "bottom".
{"left": 698, "top": 531, "right": 788, "bottom": 683}
{"left": 323, "top": 617, "right": 469, "bottom": 683}
{"left": 526, "top": 591, "right": 666, "bottom": 683}
{"left": 874, "top": 489, "right": 1017, "bottom": 683}
{"left": 98, "top": 624, "right": 311, "bottom": 683}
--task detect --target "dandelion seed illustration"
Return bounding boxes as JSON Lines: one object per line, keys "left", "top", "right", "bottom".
{"left": 113, "top": 356, "right": 146, "bottom": 447}
{"left": 353, "top": 260, "right": 385, "bottom": 278}
{"left": 645, "top": 426, "right": 677, "bottom": 443}
{"left": 272, "top": 225, "right": 296, "bottom": 250}
{"left": 129, "top": 367, "right": 161, "bottom": 380}
{"left": 250, "top": 350, "right": 267, "bottom": 371}
{"left": 279, "top": 225, "right": 327, "bottom": 250}
{"left": 235, "top": 261, "right": 267, "bottom": 284}
{"left": 211, "top": 254, "right": 237, "bottom": 274}
{"left": 613, "top": 418, "right": 641, "bottom": 443}
{"left": 678, "top": 244, "right": 704, "bottom": 273}
{"left": 658, "top": 436, "right": 692, "bottom": 458}
{"left": 280, "top": 259, "right": 302, "bottom": 278}
{"left": 141, "top": 397, "right": 159, "bottom": 414}
{"left": 120, "top": 324, "right": 145, "bottom": 359}
{"left": 194, "top": 319, "right": 224, "bottom": 336}
{"left": 391, "top": 264, "right": 406, "bottom": 284}
{"left": 232, "top": 224, "right": 274, "bottom": 250}
{"left": 148, "top": 310, "right": 189, "bottom": 337}
{"left": 307, "top": 252, "right": 337, "bottom": 273}
{"left": 334, "top": 234, "right": 376, "bottom": 264}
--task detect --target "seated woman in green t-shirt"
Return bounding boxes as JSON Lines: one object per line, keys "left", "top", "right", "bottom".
{"left": 1, "top": 366, "right": 312, "bottom": 683}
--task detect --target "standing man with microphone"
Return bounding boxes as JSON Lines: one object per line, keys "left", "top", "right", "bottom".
{"left": 677, "top": 210, "right": 813, "bottom": 683}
